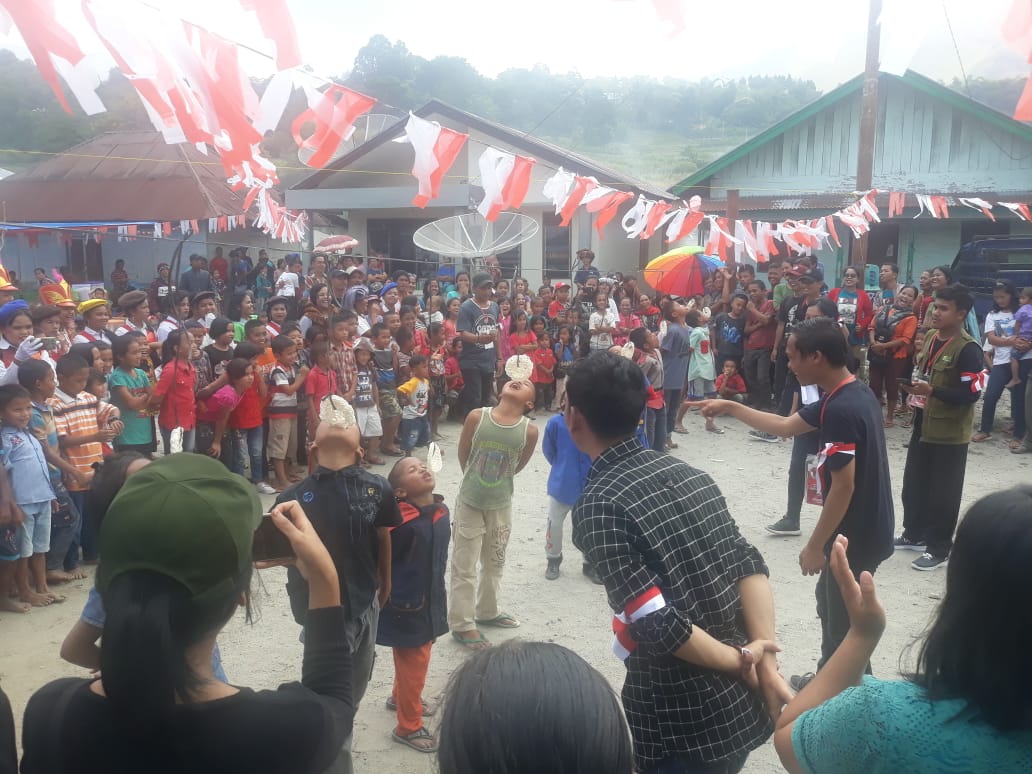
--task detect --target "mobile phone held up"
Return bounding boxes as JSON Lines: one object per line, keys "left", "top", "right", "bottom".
{"left": 252, "top": 514, "right": 295, "bottom": 562}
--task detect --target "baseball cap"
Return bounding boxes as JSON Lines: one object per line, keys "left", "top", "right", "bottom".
{"left": 354, "top": 337, "right": 374, "bottom": 353}
{"left": 554, "top": 281, "right": 571, "bottom": 290}
{"left": 192, "top": 290, "right": 217, "bottom": 306}
{"left": 797, "top": 271, "right": 821, "bottom": 283}
{"left": 783, "top": 264, "right": 805, "bottom": 277}
{"left": 97, "top": 454, "right": 262, "bottom": 603}
{"left": 472, "top": 272, "right": 494, "bottom": 288}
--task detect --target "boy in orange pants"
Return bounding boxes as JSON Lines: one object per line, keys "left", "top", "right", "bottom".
{"left": 378, "top": 456, "right": 450, "bottom": 753}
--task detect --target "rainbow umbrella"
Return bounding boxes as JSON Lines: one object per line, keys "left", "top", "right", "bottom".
{"left": 643, "top": 246, "right": 721, "bottom": 298}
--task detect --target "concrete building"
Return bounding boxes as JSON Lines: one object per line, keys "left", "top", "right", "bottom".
{"left": 287, "top": 100, "right": 674, "bottom": 287}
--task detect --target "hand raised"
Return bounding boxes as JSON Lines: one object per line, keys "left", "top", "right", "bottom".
{"left": 830, "top": 535, "right": 886, "bottom": 641}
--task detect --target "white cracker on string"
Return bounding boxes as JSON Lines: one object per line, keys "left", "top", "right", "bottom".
{"left": 427, "top": 442, "right": 443, "bottom": 472}
{"left": 504, "top": 354, "right": 534, "bottom": 381}
{"left": 319, "top": 395, "right": 357, "bottom": 429}
{"left": 619, "top": 341, "right": 635, "bottom": 360}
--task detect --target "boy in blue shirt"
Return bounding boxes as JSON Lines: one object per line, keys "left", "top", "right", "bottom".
{"left": 542, "top": 413, "right": 600, "bottom": 583}
{"left": 0, "top": 385, "right": 59, "bottom": 607}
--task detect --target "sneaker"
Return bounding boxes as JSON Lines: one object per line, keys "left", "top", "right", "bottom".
{"left": 748, "top": 430, "right": 780, "bottom": 443}
{"left": 893, "top": 535, "right": 926, "bottom": 552}
{"left": 582, "top": 562, "right": 604, "bottom": 585}
{"left": 766, "top": 517, "right": 801, "bottom": 536}
{"left": 912, "top": 552, "right": 948, "bottom": 571}
{"left": 790, "top": 672, "right": 815, "bottom": 692}
{"left": 255, "top": 482, "right": 277, "bottom": 495}
{"left": 545, "top": 557, "right": 562, "bottom": 581}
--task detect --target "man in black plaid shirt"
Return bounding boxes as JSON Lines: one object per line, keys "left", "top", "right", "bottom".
{"left": 567, "top": 353, "right": 791, "bottom": 774}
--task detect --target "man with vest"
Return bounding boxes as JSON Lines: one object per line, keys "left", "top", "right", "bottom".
{"left": 897, "top": 284, "right": 983, "bottom": 572}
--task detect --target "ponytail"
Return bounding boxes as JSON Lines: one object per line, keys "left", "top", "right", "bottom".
{"left": 100, "top": 568, "right": 250, "bottom": 727}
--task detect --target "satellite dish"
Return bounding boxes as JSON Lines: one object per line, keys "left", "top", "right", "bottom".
{"left": 413, "top": 212, "right": 539, "bottom": 259}
{"left": 297, "top": 114, "right": 398, "bottom": 168}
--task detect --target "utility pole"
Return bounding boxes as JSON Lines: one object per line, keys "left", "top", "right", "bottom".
{"left": 726, "top": 189, "right": 739, "bottom": 267}
{"left": 850, "top": 0, "right": 882, "bottom": 267}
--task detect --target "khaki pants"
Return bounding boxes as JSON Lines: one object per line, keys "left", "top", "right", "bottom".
{"left": 448, "top": 502, "right": 513, "bottom": 632}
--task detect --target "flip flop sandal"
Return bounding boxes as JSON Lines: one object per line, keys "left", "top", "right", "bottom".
{"left": 706, "top": 426, "right": 724, "bottom": 434}
{"left": 451, "top": 630, "right": 491, "bottom": 649}
{"left": 385, "top": 697, "right": 437, "bottom": 716}
{"left": 382, "top": 448, "right": 405, "bottom": 457}
{"left": 391, "top": 727, "right": 438, "bottom": 753}
{"left": 673, "top": 426, "right": 690, "bottom": 434}
{"left": 475, "top": 613, "right": 521, "bottom": 628}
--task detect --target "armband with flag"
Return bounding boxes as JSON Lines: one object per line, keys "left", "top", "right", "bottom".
{"left": 612, "top": 586, "right": 667, "bottom": 661}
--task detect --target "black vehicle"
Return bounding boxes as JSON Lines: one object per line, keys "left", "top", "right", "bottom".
{"left": 951, "top": 236, "right": 1032, "bottom": 319}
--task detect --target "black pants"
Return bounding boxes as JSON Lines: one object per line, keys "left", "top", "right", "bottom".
{"left": 773, "top": 347, "right": 791, "bottom": 414}
{"left": 460, "top": 366, "right": 494, "bottom": 418}
{"left": 786, "top": 430, "right": 820, "bottom": 523}
{"left": 900, "top": 413, "right": 970, "bottom": 558}
{"left": 664, "top": 387, "right": 683, "bottom": 433}
{"left": 816, "top": 556, "right": 879, "bottom": 672}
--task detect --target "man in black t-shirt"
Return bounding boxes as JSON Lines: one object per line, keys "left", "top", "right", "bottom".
{"left": 703, "top": 317, "right": 894, "bottom": 684}
{"left": 772, "top": 271, "right": 823, "bottom": 414}
{"left": 456, "top": 273, "right": 501, "bottom": 417}
{"left": 278, "top": 409, "right": 401, "bottom": 774}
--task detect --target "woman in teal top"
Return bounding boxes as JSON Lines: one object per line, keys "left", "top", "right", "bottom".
{"left": 107, "top": 335, "right": 156, "bottom": 454}
{"left": 775, "top": 487, "right": 1032, "bottom": 773}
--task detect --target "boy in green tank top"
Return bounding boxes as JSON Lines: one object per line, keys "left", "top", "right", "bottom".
{"left": 449, "top": 378, "right": 539, "bottom": 649}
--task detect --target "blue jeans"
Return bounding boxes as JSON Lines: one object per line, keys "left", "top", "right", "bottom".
{"left": 160, "top": 426, "right": 196, "bottom": 455}
{"left": 399, "top": 416, "right": 431, "bottom": 452}
{"left": 66, "top": 489, "right": 93, "bottom": 565}
{"left": 46, "top": 486, "right": 81, "bottom": 572}
{"left": 232, "top": 426, "right": 264, "bottom": 483}
{"left": 979, "top": 359, "right": 1032, "bottom": 438}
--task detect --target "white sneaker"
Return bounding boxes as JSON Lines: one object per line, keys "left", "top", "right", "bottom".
{"left": 255, "top": 482, "right": 277, "bottom": 495}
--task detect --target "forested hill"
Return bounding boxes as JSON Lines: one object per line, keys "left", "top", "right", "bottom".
{"left": 0, "top": 35, "right": 1025, "bottom": 189}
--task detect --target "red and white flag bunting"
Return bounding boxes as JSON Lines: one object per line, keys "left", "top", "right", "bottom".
{"left": 291, "top": 84, "right": 377, "bottom": 169}
{"left": 239, "top": 0, "right": 302, "bottom": 71}
{"left": 477, "top": 147, "right": 537, "bottom": 221}
{"left": 394, "top": 114, "right": 469, "bottom": 208}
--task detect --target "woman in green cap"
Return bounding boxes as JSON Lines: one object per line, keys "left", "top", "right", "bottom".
{"left": 19, "top": 454, "right": 355, "bottom": 774}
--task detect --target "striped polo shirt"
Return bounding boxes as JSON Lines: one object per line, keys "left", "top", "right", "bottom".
{"left": 48, "top": 389, "right": 104, "bottom": 492}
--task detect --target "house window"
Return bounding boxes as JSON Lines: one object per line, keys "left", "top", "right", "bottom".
{"left": 543, "top": 212, "right": 571, "bottom": 281}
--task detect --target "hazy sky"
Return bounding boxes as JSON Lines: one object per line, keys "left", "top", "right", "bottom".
{"left": 0, "top": 0, "right": 1023, "bottom": 90}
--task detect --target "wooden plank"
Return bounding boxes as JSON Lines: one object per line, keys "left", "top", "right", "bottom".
{"left": 830, "top": 103, "right": 844, "bottom": 175}
{"left": 813, "top": 111, "right": 827, "bottom": 175}
{"left": 899, "top": 87, "right": 915, "bottom": 173}
{"left": 918, "top": 95, "right": 933, "bottom": 172}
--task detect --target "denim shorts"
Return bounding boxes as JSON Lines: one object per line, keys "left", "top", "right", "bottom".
{"left": 17, "top": 501, "right": 52, "bottom": 558}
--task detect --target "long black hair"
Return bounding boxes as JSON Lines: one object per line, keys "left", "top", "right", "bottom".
{"left": 911, "top": 485, "right": 1032, "bottom": 731}
{"left": 990, "top": 279, "right": 1019, "bottom": 313}
{"left": 437, "top": 640, "right": 632, "bottom": 774}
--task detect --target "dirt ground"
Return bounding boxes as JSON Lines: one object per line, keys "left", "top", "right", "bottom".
{"left": 2, "top": 397, "right": 1030, "bottom": 773}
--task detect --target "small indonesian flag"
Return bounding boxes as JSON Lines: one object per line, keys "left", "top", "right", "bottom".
{"left": 395, "top": 114, "right": 468, "bottom": 208}
{"left": 476, "top": 147, "right": 537, "bottom": 221}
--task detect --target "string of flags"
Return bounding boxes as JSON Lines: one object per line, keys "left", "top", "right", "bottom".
{"left": 2, "top": 0, "right": 1030, "bottom": 252}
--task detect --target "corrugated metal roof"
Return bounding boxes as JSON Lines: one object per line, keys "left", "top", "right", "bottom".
{"left": 672, "top": 71, "right": 1032, "bottom": 195}
{"left": 0, "top": 131, "right": 247, "bottom": 222}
